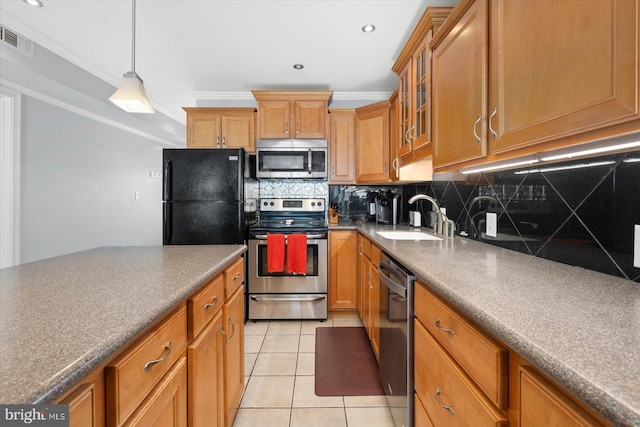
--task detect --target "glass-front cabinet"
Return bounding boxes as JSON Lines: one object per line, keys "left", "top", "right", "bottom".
{"left": 392, "top": 7, "right": 452, "bottom": 165}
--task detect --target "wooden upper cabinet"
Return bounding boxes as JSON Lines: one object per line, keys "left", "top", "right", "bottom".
{"left": 431, "top": 0, "right": 640, "bottom": 171}
{"left": 392, "top": 7, "right": 453, "bottom": 165}
{"left": 328, "top": 109, "right": 356, "bottom": 184}
{"left": 355, "top": 100, "right": 391, "bottom": 183}
{"left": 432, "top": 0, "right": 488, "bottom": 169}
{"left": 184, "top": 108, "right": 256, "bottom": 153}
{"left": 488, "top": 0, "right": 640, "bottom": 154}
{"left": 252, "top": 91, "right": 333, "bottom": 139}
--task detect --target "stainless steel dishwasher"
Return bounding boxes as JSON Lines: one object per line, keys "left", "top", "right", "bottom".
{"left": 378, "top": 252, "right": 416, "bottom": 427}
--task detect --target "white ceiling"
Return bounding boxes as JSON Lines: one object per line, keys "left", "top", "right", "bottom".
{"left": 0, "top": 0, "right": 457, "bottom": 123}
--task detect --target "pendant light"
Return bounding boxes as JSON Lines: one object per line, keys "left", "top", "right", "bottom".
{"left": 109, "top": 0, "right": 154, "bottom": 113}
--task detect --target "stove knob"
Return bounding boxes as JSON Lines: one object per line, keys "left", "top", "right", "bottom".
{"left": 263, "top": 201, "right": 268, "bottom": 206}
{"left": 317, "top": 201, "right": 322, "bottom": 207}
{"left": 270, "top": 201, "right": 275, "bottom": 206}
{"left": 311, "top": 202, "right": 315, "bottom": 207}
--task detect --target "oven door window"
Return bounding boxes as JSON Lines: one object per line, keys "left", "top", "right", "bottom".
{"left": 258, "top": 151, "right": 308, "bottom": 172}
{"left": 257, "top": 243, "right": 319, "bottom": 276}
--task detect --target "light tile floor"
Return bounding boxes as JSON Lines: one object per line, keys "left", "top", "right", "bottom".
{"left": 233, "top": 313, "right": 396, "bottom": 427}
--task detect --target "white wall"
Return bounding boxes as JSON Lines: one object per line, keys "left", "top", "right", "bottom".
{"left": 20, "top": 96, "right": 163, "bottom": 263}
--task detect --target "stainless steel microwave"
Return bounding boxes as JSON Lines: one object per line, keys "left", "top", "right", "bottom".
{"left": 256, "top": 140, "right": 328, "bottom": 179}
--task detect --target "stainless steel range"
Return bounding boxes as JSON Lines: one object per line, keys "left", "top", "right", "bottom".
{"left": 248, "top": 198, "right": 328, "bottom": 320}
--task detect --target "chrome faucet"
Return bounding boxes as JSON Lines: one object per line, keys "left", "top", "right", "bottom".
{"left": 407, "top": 194, "right": 455, "bottom": 238}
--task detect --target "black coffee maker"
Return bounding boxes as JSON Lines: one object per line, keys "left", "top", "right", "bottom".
{"left": 376, "top": 190, "right": 393, "bottom": 224}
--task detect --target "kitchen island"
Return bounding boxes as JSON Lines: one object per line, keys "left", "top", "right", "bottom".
{"left": 0, "top": 245, "right": 246, "bottom": 406}
{"left": 332, "top": 222, "right": 640, "bottom": 427}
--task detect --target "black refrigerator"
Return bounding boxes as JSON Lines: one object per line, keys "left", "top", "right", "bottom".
{"left": 163, "top": 148, "right": 256, "bottom": 245}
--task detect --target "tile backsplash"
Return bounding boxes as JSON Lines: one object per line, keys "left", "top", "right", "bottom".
{"left": 403, "top": 150, "right": 640, "bottom": 282}
{"left": 259, "top": 180, "right": 328, "bottom": 200}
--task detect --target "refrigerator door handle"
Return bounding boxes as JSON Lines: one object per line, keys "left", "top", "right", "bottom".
{"left": 163, "top": 159, "right": 172, "bottom": 200}
{"left": 163, "top": 203, "right": 171, "bottom": 244}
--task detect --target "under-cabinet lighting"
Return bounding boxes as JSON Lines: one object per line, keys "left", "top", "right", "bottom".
{"left": 514, "top": 160, "right": 616, "bottom": 175}
{"left": 623, "top": 157, "right": 640, "bottom": 163}
{"left": 460, "top": 157, "right": 538, "bottom": 175}
{"left": 540, "top": 140, "right": 640, "bottom": 162}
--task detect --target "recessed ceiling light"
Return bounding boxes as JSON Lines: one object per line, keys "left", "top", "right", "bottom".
{"left": 293, "top": 64, "right": 304, "bottom": 70}
{"left": 23, "top": 0, "right": 43, "bottom": 7}
{"left": 362, "top": 24, "right": 376, "bottom": 33}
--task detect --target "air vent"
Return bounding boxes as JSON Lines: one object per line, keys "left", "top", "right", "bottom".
{"left": 0, "top": 26, "right": 34, "bottom": 57}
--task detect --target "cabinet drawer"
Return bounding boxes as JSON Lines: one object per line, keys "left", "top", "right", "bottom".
{"left": 188, "top": 274, "right": 224, "bottom": 340}
{"left": 361, "top": 238, "right": 372, "bottom": 260}
{"left": 415, "top": 393, "right": 435, "bottom": 427}
{"left": 224, "top": 258, "right": 244, "bottom": 300}
{"left": 414, "top": 320, "right": 507, "bottom": 427}
{"left": 124, "top": 357, "right": 187, "bottom": 427}
{"left": 415, "top": 282, "right": 508, "bottom": 408}
{"left": 106, "top": 306, "right": 187, "bottom": 426}
{"left": 370, "top": 243, "right": 380, "bottom": 268}
{"left": 520, "top": 366, "right": 602, "bottom": 427}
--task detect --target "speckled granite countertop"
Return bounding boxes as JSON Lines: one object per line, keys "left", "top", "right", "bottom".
{"left": 0, "top": 245, "right": 245, "bottom": 405}
{"left": 331, "top": 222, "right": 640, "bottom": 427}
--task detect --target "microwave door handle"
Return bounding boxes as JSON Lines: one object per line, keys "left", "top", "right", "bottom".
{"left": 308, "top": 149, "right": 312, "bottom": 174}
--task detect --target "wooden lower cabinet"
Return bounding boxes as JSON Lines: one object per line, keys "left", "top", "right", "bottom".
{"left": 356, "top": 235, "right": 381, "bottom": 359}
{"left": 328, "top": 230, "right": 358, "bottom": 311}
{"left": 414, "top": 280, "right": 610, "bottom": 427}
{"left": 414, "top": 320, "right": 508, "bottom": 426}
{"left": 188, "top": 311, "right": 224, "bottom": 427}
{"left": 222, "top": 285, "right": 244, "bottom": 427}
{"left": 519, "top": 365, "right": 602, "bottom": 427}
{"left": 63, "top": 379, "right": 104, "bottom": 427}
{"left": 124, "top": 357, "right": 187, "bottom": 427}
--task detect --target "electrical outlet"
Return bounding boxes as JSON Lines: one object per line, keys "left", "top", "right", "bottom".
{"left": 134, "top": 191, "right": 140, "bottom": 200}
{"left": 149, "top": 171, "right": 161, "bottom": 178}
{"left": 486, "top": 212, "right": 498, "bottom": 238}
{"left": 634, "top": 224, "right": 640, "bottom": 268}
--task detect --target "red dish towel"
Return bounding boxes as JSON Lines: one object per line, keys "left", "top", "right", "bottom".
{"left": 267, "top": 234, "right": 285, "bottom": 273}
{"left": 287, "top": 234, "right": 308, "bottom": 275}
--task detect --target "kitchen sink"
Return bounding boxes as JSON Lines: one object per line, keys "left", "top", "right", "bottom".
{"left": 376, "top": 231, "right": 443, "bottom": 241}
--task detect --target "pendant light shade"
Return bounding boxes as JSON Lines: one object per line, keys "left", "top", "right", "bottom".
{"left": 109, "top": 0, "right": 154, "bottom": 113}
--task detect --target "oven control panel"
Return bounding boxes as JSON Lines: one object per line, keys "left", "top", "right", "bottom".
{"left": 260, "top": 198, "right": 325, "bottom": 212}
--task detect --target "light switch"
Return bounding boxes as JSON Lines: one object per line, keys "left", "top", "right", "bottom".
{"left": 486, "top": 212, "right": 497, "bottom": 238}
{"left": 634, "top": 224, "right": 640, "bottom": 268}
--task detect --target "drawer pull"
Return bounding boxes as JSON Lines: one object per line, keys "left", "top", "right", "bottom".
{"left": 434, "top": 386, "right": 455, "bottom": 416}
{"left": 232, "top": 273, "right": 242, "bottom": 282}
{"left": 204, "top": 295, "right": 219, "bottom": 310}
{"left": 435, "top": 317, "right": 454, "bottom": 336}
{"left": 144, "top": 341, "right": 172, "bottom": 372}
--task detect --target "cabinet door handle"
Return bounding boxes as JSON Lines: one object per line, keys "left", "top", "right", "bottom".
{"left": 144, "top": 341, "right": 172, "bottom": 371}
{"left": 404, "top": 128, "right": 411, "bottom": 144}
{"left": 489, "top": 107, "right": 498, "bottom": 139}
{"left": 285, "top": 122, "right": 289, "bottom": 135}
{"left": 332, "top": 164, "right": 335, "bottom": 176}
{"left": 222, "top": 135, "right": 226, "bottom": 147}
{"left": 473, "top": 115, "right": 482, "bottom": 144}
{"left": 384, "top": 161, "right": 388, "bottom": 173}
{"left": 434, "top": 386, "right": 455, "bottom": 416}
{"left": 227, "top": 316, "right": 236, "bottom": 341}
{"left": 216, "top": 134, "right": 221, "bottom": 147}
{"left": 219, "top": 326, "right": 227, "bottom": 353}
{"left": 435, "top": 317, "right": 454, "bottom": 336}
{"left": 204, "top": 295, "right": 219, "bottom": 310}
{"left": 392, "top": 158, "right": 399, "bottom": 172}
{"left": 409, "top": 125, "right": 416, "bottom": 140}
{"left": 296, "top": 120, "right": 300, "bottom": 135}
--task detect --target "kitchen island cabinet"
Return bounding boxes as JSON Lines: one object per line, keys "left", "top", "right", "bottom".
{"left": 0, "top": 245, "right": 246, "bottom": 427}
{"left": 431, "top": 0, "right": 640, "bottom": 171}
